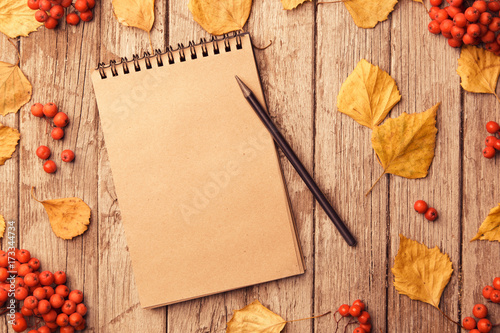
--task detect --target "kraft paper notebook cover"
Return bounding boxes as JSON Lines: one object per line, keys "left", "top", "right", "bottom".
{"left": 91, "top": 33, "right": 305, "bottom": 309}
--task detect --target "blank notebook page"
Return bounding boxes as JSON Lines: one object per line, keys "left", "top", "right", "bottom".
{"left": 91, "top": 33, "right": 304, "bottom": 309}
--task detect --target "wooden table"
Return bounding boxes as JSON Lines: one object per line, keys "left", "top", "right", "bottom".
{"left": 1, "top": 0, "right": 499, "bottom": 332}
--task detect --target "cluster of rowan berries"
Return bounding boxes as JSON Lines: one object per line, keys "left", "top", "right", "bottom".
{"left": 27, "top": 0, "right": 95, "bottom": 29}
{"left": 0, "top": 249, "right": 87, "bottom": 332}
{"left": 482, "top": 121, "right": 500, "bottom": 158}
{"left": 427, "top": 0, "right": 500, "bottom": 54}
{"left": 31, "top": 103, "right": 75, "bottom": 174}
{"left": 461, "top": 277, "right": 500, "bottom": 332}
{"left": 414, "top": 200, "right": 438, "bottom": 221}
{"left": 336, "top": 300, "right": 372, "bottom": 333}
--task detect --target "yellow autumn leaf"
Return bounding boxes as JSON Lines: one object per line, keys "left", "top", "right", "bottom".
{"left": 188, "top": 0, "right": 252, "bottom": 35}
{"left": 227, "top": 300, "right": 286, "bottom": 332}
{"left": 457, "top": 46, "right": 500, "bottom": 101}
{"left": 112, "top": 0, "right": 155, "bottom": 32}
{"left": 281, "top": 0, "right": 310, "bottom": 10}
{"left": 0, "top": 215, "right": 5, "bottom": 238}
{"left": 0, "top": 61, "right": 32, "bottom": 117}
{"left": 31, "top": 187, "right": 91, "bottom": 240}
{"left": 368, "top": 103, "right": 439, "bottom": 193}
{"left": 471, "top": 203, "right": 500, "bottom": 242}
{"left": 0, "top": 124, "right": 20, "bottom": 165}
{"left": 0, "top": 0, "right": 42, "bottom": 38}
{"left": 344, "top": 0, "right": 398, "bottom": 29}
{"left": 337, "top": 59, "right": 401, "bottom": 129}
{"left": 392, "top": 235, "right": 453, "bottom": 309}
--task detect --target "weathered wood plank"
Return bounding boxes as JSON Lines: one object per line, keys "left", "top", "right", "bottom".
{"left": 461, "top": 90, "right": 500, "bottom": 325}
{"left": 166, "top": 1, "right": 316, "bottom": 332}
{"left": 97, "top": 0, "right": 168, "bottom": 331}
{"left": 388, "top": 1, "right": 462, "bottom": 332}
{"left": 0, "top": 37, "right": 20, "bottom": 333}
{"left": 314, "top": 3, "right": 391, "bottom": 332}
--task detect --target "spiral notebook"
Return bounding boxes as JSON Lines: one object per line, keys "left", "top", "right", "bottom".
{"left": 91, "top": 33, "right": 305, "bottom": 309}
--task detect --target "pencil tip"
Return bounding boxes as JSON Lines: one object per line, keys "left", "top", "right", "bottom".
{"left": 235, "top": 75, "right": 251, "bottom": 97}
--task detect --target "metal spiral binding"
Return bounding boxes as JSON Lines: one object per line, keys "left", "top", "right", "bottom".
{"left": 97, "top": 32, "right": 245, "bottom": 79}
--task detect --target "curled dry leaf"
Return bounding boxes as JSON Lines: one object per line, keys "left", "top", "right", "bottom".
{"left": 31, "top": 187, "right": 91, "bottom": 240}
{"left": 0, "top": 61, "right": 32, "bottom": 117}
{"left": 281, "top": 0, "right": 310, "bottom": 10}
{"left": 457, "top": 46, "right": 500, "bottom": 102}
{"left": 471, "top": 203, "right": 500, "bottom": 242}
{"left": 344, "top": 0, "right": 398, "bottom": 29}
{"left": 0, "top": 0, "right": 42, "bottom": 38}
{"left": 0, "top": 124, "right": 20, "bottom": 165}
{"left": 227, "top": 300, "right": 286, "bottom": 333}
{"left": 368, "top": 103, "right": 439, "bottom": 193}
{"left": 112, "top": 0, "right": 155, "bottom": 32}
{"left": 0, "top": 215, "right": 4, "bottom": 238}
{"left": 337, "top": 59, "right": 401, "bottom": 129}
{"left": 392, "top": 235, "right": 453, "bottom": 309}
{"left": 188, "top": 0, "right": 252, "bottom": 35}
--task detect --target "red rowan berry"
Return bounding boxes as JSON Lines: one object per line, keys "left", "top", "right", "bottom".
{"left": 486, "top": 136, "right": 497, "bottom": 147}
{"left": 43, "top": 103, "right": 58, "bottom": 117}
{"left": 414, "top": 200, "right": 428, "bottom": 214}
{"left": 53, "top": 112, "right": 69, "bottom": 127}
{"left": 66, "top": 12, "right": 80, "bottom": 25}
{"left": 80, "top": 10, "right": 93, "bottom": 22}
{"left": 489, "top": 0, "right": 500, "bottom": 11}
{"left": 428, "top": 20, "right": 441, "bottom": 34}
{"left": 51, "top": 127, "right": 64, "bottom": 140}
{"left": 74, "top": 0, "right": 87, "bottom": 11}
{"left": 39, "top": 0, "right": 51, "bottom": 10}
{"left": 463, "top": 317, "right": 477, "bottom": 330}
{"left": 490, "top": 289, "right": 500, "bottom": 303}
{"left": 43, "top": 160, "right": 57, "bottom": 173}
{"left": 349, "top": 305, "right": 362, "bottom": 317}
{"left": 44, "top": 16, "right": 58, "bottom": 29}
{"left": 49, "top": 4, "right": 63, "bottom": 19}
{"left": 483, "top": 146, "right": 495, "bottom": 158}
{"left": 473, "top": 304, "right": 488, "bottom": 318}
{"left": 477, "top": 318, "right": 492, "bottom": 333}
{"left": 493, "top": 277, "right": 500, "bottom": 289}
{"left": 465, "top": 7, "right": 480, "bottom": 22}
{"left": 473, "top": 0, "right": 488, "bottom": 13}
{"left": 27, "top": 0, "right": 40, "bottom": 10}
{"left": 486, "top": 121, "right": 500, "bottom": 134}
{"left": 424, "top": 208, "right": 438, "bottom": 221}
{"left": 35, "top": 10, "right": 48, "bottom": 22}
{"left": 36, "top": 145, "right": 51, "bottom": 159}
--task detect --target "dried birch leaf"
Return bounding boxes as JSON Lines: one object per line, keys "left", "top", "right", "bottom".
{"left": 338, "top": 59, "right": 401, "bottom": 129}
{"left": 281, "top": 0, "right": 310, "bottom": 10}
{"left": 188, "top": 0, "right": 252, "bottom": 35}
{"left": 457, "top": 46, "right": 500, "bottom": 102}
{"left": 471, "top": 203, "right": 500, "bottom": 242}
{"left": 0, "top": 124, "right": 20, "bottom": 165}
{"left": 392, "top": 235, "right": 453, "bottom": 309}
{"left": 368, "top": 103, "right": 439, "bottom": 193}
{"left": 0, "top": 61, "right": 32, "bottom": 116}
{"left": 31, "top": 187, "right": 91, "bottom": 240}
{"left": 0, "top": 0, "right": 42, "bottom": 38}
{"left": 112, "top": 0, "right": 155, "bottom": 32}
{"left": 344, "top": 0, "right": 398, "bottom": 29}
{"left": 227, "top": 300, "right": 286, "bottom": 332}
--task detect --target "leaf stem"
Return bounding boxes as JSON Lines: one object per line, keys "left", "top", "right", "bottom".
{"left": 436, "top": 306, "right": 463, "bottom": 329}
{"left": 366, "top": 171, "right": 386, "bottom": 196}
{"left": 7, "top": 39, "right": 20, "bottom": 66}
{"left": 253, "top": 40, "right": 273, "bottom": 50}
{"left": 30, "top": 187, "right": 41, "bottom": 203}
{"left": 284, "top": 310, "right": 331, "bottom": 324}
{"left": 494, "top": 92, "right": 500, "bottom": 104}
{"left": 317, "top": 0, "right": 345, "bottom": 4}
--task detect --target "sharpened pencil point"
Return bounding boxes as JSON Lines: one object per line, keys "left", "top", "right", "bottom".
{"left": 235, "top": 76, "right": 252, "bottom": 98}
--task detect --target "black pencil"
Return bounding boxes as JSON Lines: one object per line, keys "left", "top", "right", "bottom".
{"left": 235, "top": 76, "right": 356, "bottom": 247}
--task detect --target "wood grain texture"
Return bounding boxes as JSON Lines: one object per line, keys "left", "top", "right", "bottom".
{"left": 314, "top": 3, "right": 391, "bottom": 333}
{"left": 0, "top": 0, "right": 499, "bottom": 332}
{"left": 461, "top": 89, "right": 500, "bottom": 326}
{"left": 388, "top": 1, "right": 462, "bottom": 332}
